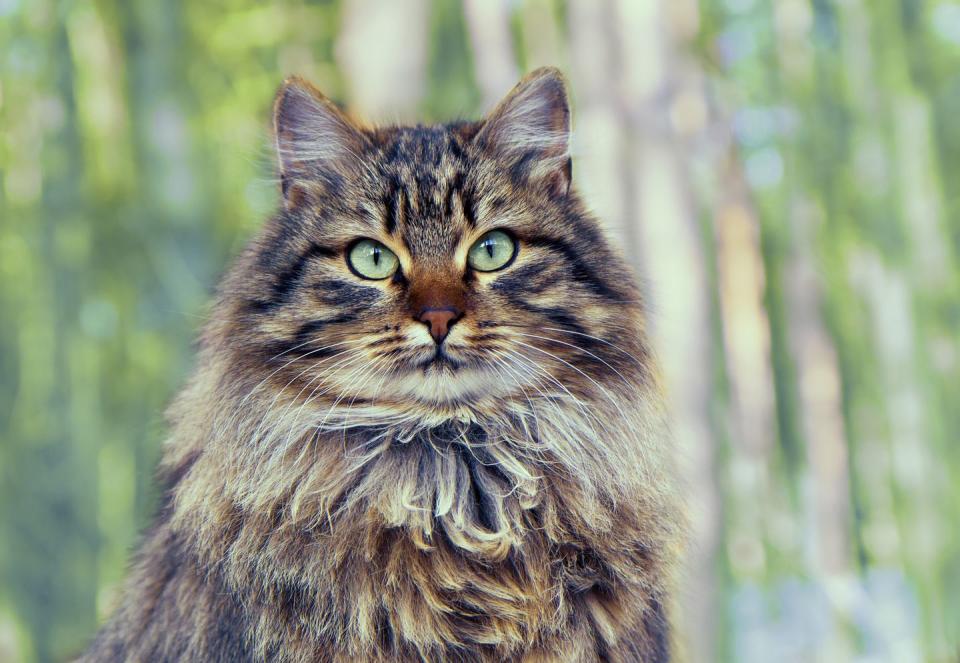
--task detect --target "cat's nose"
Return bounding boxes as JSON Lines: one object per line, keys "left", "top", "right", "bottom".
{"left": 417, "top": 307, "right": 462, "bottom": 344}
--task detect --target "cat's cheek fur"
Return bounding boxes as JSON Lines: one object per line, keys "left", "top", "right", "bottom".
{"left": 81, "top": 67, "right": 684, "bottom": 663}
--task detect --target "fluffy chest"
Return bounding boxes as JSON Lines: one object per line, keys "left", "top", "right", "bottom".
{"left": 232, "top": 509, "right": 651, "bottom": 662}
{"left": 170, "top": 416, "right": 673, "bottom": 660}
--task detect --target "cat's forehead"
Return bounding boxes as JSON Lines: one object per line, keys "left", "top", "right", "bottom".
{"left": 367, "top": 124, "right": 481, "bottom": 259}
{"left": 376, "top": 125, "right": 470, "bottom": 165}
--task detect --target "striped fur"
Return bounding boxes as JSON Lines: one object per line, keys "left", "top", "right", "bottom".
{"left": 81, "top": 68, "right": 684, "bottom": 662}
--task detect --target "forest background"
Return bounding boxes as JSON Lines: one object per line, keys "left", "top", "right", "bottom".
{"left": 1, "top": 0, "right": 958, "bottom": 661}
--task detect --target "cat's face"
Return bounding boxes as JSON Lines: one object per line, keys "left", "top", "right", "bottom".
{"left": 226, "top": 69, "right": 644, "bottom": 416}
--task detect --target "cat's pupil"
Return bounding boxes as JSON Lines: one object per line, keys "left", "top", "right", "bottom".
{"left": 485, "top": 241, "right": 494, "bottom": 258}
{"left": 373, "top": 246, "right": 380, "bottom": 265}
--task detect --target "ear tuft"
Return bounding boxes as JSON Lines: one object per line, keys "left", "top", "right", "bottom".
{"left": 273, "top": 77, "right": 367, "bottom": 204}
{"left": 474, "top": 67, "right": 572, "bottom": 197}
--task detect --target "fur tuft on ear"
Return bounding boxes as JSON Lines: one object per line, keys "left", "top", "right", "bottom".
{"left": 474, "top": 67, "right": 572, "bottom": 197}
{"left": 273, "top": 77, "right": 368, "bottom": 205}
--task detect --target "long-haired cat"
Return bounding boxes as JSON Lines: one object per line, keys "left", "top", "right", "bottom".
{"left": 81, "top": 67, "right": 683, "bottom": 662}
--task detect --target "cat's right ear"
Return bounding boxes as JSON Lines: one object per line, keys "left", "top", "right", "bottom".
{"left": 273, "top": 77, "right": 367, "bottom": 207}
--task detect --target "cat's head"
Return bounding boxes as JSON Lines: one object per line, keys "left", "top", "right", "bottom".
{"left": 219, "top": 68, "right": 648, "bottom": 421}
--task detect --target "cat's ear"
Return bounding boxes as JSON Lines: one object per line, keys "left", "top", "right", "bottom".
{"left": 273, "top": 76, "right": 367, "bottom": 206}
{"left": 474, "top": 67, "right": 572, "bottom": 197}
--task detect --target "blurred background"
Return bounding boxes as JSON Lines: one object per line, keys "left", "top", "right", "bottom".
{"left": 1, "top": 0, "right": 958, "bottom": 661}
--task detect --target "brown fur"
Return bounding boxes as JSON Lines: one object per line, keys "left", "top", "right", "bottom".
{"left": 81, "top": 68, "right": 684, "bottom": 662}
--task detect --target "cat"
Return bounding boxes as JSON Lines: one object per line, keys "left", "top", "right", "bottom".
{"left": 80, "top": 67, "right": 683, "bottom": 662}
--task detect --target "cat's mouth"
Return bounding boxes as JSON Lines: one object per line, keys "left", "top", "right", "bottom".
{"left": 384, "top": 343, "right": 525, "bottom": 405}
{"left": 416, "top": 346, "right": 463, "bottom": 372}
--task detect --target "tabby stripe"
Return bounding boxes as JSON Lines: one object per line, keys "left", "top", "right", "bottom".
{"left": 313, "top": 278, "right": 380, "bottom": 308}
{"left": 460, "top": 184, "right": 477, "bottom": 227}
{"left": 383, "top": 183, "right": 398, "bottom": 234}
{"left": 530, "top": 304, "right": 589, "bottom": 337}
{"left": 501, "top": 297, "right": 611, "bottom": 360}
{"left": 382, "top": 177, "right": 409, "bottom": 234}
{"left": 250, "top": 243, "right": 339, "bottom": 313}
{"left": 523, "top": 235, "right": 627, "bottom": 303}
{"left": 368, "top": 334, "right": 406, "bottom": 347}
{"left": 291, "top": 313, "right": 360, "bottom": 348}
{"left": 445, "top": 131, "right": 467, "bottom": 159}
{"left": 491, "top": 261, "right": 552, "bottom": 296}
{"left": 443, "top": 172, "right": 464, "bottom": 219}
{"left": 260, "top": 338, "right": 340, "bottom": 364}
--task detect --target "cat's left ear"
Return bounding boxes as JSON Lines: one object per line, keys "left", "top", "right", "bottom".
{"left": 273, "top": 76, "right": 368, "bottom": 206}
{"left": 474, "top": 67, "right": 572, "bottom": 197}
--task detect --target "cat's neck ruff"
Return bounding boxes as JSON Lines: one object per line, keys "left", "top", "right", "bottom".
{"left": 170, "top": 376, "right": 673, "bottom": 560}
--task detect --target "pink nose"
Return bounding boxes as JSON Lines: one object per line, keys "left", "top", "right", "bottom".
{"left": 417, "top": 307, "right": 462, "bottom": 343}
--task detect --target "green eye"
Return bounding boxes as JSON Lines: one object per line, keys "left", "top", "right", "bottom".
{"left": 467, "top": 230, "right": 516, "bottom": 272}
{"left": 347, "top": 239, "right": 399, "bottom": 279}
